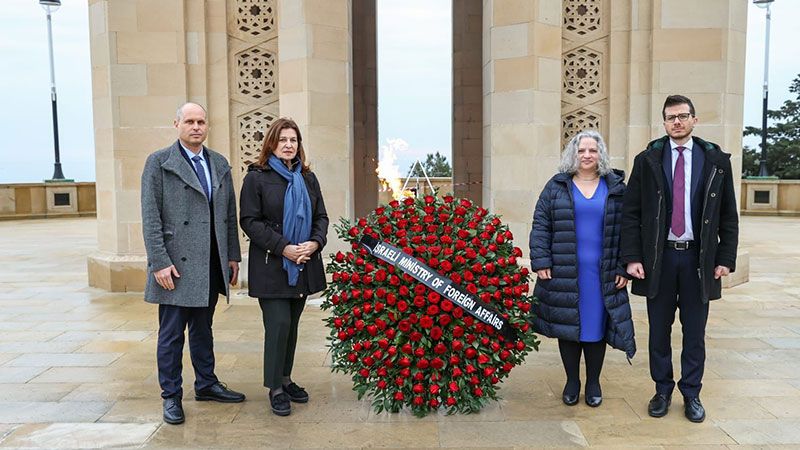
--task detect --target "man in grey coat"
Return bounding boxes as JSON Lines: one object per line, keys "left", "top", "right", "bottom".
{"left": 141, "top": 102, "right": 245, "bottom": 425}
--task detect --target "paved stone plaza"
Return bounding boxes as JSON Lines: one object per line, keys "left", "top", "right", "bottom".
{"left": 0, "top": 216, "right": 799, "bottom": 448}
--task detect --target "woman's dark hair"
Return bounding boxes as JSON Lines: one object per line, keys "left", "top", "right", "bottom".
{"left": 662, "top": 95, "right": 696, "bottom": 120}
{"left": 257, "top": 117, "right": 310, "bottom": 173}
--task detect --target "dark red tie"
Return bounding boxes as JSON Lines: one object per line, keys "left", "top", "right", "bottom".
{"left": 671, "top": 146, "right": 686, "bottom": 237}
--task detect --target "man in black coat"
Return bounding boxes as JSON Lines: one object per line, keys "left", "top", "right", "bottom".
{"left": 621, "top": 95, "right": 739, "bottom": 423}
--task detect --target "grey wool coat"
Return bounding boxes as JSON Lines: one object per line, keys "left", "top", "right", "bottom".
{"left": 141, "top": 141, "right": 242, "bottom": 307}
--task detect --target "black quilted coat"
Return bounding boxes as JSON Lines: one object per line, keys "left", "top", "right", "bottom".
{"left": 529, "top": 170, "right": 636, "bottom": 358}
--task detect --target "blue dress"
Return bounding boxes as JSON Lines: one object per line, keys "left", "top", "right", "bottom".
{"left": 572, "top": 178, "right": 608, "bottom": 342}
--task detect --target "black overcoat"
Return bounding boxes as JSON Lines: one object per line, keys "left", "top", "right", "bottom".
{"left": 620, "top": 136, "right": 738, "bottom": 302}
{"left": 240, "top": 164, "right": 329, "bottom": 299}
{"left": 529, "top": 170, "right": 636, "bottom": 358}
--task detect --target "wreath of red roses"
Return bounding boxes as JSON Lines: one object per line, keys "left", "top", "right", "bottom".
{"left": 321, "top": 194, "right": 539, "bottom": 416}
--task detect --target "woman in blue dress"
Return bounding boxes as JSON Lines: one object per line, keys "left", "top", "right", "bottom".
{"left": 529, "top": 130, "right": 636, "bottom": 407}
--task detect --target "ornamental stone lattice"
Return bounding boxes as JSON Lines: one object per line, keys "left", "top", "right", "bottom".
{"left": 232, "top": 0, "right": 276, "bottom": 40}
{"left": 235, "top": 47, "right": 277, "bottom": 103}
{"left": 227, "top": 0, "right": 279, "bottom": 244}
{"left": 561, "top": 0, "right": 608, "bottom": 147}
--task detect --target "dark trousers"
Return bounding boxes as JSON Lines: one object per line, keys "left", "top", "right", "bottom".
{"left": 259, "top": 297, "right": 306, "bottom": 389}
{"left": 647, "top": 246, "right": 709, "bottom": 398}
{"left": 157, "top": 244, "right": 223, "bottom": 400}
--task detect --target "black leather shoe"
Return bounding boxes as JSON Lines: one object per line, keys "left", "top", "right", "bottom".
{"left": 562, "top": 381, "right": 580, "bottom": 406}
{"left": 585, "top": 395, "right": 602, "bottom": 407}
{"left": 684, "top": 396, "right": 706, "bottom": 423}
{"left": 283, "top": 382, "right": 309, "bottom": 403}
{"left": 585, "top": 383, "right": 602, "bottom": 407}
{"left": 648, "top": 393, "right": 671, "bottom": 417}
{"left": 270, "top": 392, "right": 291, "bottom": 416}
{"left": 195, "top": 382, "right": 246, "bottom": 403}
{"left": 562, "top": 393, "right": 579, "bottom": 406}
{"left": 162, "top": 397, "right": 184, "bottom": 425}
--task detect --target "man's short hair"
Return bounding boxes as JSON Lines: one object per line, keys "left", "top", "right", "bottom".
{"left": 176, "top": 102, "right": 207, "bottom": 121}
{"left": 662, "top": 95, "right": 695, "bottom": 120}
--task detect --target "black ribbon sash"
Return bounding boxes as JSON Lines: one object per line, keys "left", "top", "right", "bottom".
{"left": 359, "top": 235, "right": 517, "bottom": 341}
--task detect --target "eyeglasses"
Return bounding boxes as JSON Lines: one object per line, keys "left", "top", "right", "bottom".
{"left": 664, "top": 113, "right": 693, "bottom": 123}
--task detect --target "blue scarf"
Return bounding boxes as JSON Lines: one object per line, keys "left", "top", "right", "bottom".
{"left": 268, "top": 155, "right": 312, "bottom": 286}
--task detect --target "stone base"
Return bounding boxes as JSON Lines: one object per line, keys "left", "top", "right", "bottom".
{"left": 722, "top": 250, "right": 749, "bottom": 289}
{"left": 87, "top": 254, "right": 148, "bottom": 292}
{"left": 88, "top": 253, "right": 252, "bottom": 292}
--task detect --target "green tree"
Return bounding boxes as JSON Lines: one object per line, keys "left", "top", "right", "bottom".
{"left": 743, "top": 73, "right": 800, "bottom": 178}
{"left": 407, "top": 151, "right": 452, "bottom": 177}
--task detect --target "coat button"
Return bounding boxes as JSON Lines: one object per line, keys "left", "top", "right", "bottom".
{"left": 718, "top": 169, "right": 724, "bottom": 174}
{"left": 184, "top": 186, "right": 189, "bottom": 190}
{"left": 704, "top": 219, "right": 709, "bottom": 224}
{"left": 184, "top": 221, "right": 189, "bottom": 225}
{"left": 181, "top": 257, "right": 187, "bottom": 261}
{"left": 710, "top": 193, "right": 716, "bottom": 198}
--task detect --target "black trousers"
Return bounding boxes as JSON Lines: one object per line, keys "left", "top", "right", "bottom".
{"left": 259, "top": 297, "right": 306, "bottom": 389}
{"left": 647, "top": 246, "right": 709, "bottom": 398}
{"left": 157, "top": 228, "right": 225, "bottom": 399}
{"left": 157, "top": 293, "right": 219, "bottom": 399}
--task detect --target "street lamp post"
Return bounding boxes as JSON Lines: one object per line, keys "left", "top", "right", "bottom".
{"left": 754, "top": 0, "right": 775, "bottom": 177}
{"left": 40, "top": 0, "right": 66, "bottom": 181}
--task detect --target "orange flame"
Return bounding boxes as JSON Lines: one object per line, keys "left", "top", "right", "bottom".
{"left": 377, "top": 138, "right": 414, "bottom": 200}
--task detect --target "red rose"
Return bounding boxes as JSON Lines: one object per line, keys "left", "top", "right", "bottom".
{"left": 397, "top": 320, "right": 410, "bottom": 332}
{"left": 429, "top": 384, "right": 440, "bottom": 395}
{"left": 419, "top": 316, "right": 434, "bottom": 328}
{"left": 430, "top": 326, "right": 443, "bottom": 340}
{"left": 430, "top": 357, "right": 444, "bottom": 369}
{"left": 465, "top": 348, "right": 477, "bottom": 359}
{"left": 473, "top": 388, "right": 483, "bottom": 397}
{"left": 409, "top": 331, "right": 422, "bottom": 342}
{"left": 438, "top": 314, "right": 452, "bottom": 326}
{"left": 398, "top": 357, "right": 411, "bottom": 367}
{"left": 452, "top": 340, "right": 464, "bottom": 351}
{"left": 413, "top": 295, "right": 425, "bottom": 308}
{"left": 426, "top": 305, "right": 440, "bottom": 316}
{"left": 449, "top": 382, "right": 459, "bottom": 392}
{"left": 413, "top": 384, "right": 424, "bottom": 394}
{"left": 477, "top": 354, "right": 490, "bottom": 365}
{"left": 416, "top": 358, "right": 430, "bottom": 369}
{"left": 394, "top": 391, "right": 405, "bottom": 401}
{"left": 377, "top": 380, "right": 387, "bottom": 389}
{"left": 449, "top": 355, "right": 460, "bottom": 365}
{"left": 434, "top": 343, "right": 447, "bottom": 354}
{"left": 359, "top": 368, "right": 370, "bottom": 377}
{"left": 446, "top": 397, "right": 457, "bottom": 406}
{"left": 439, "top": 260, "right": 452, "bottom": 272}
{"left": 452, "top": 367, "right": 463, "bottom": 377}
{"left": 401, "top": 343, "right": 412, "bottom": 354}
{"left": 397, "top": 301, "right": 408, "bottom": 312}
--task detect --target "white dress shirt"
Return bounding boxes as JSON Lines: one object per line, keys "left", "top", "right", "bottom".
{"left": 667, "top": 137, "right": 693, "bottom": 241}
{"left": 180, "top": 143, "right": 212, "bottom": 200}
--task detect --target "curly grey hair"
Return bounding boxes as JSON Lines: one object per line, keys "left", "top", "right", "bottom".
{"left": 558, "top": 130, "right": 612, "bottom": 176}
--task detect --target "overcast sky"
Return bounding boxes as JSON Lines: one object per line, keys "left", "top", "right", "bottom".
{"left": 0, "top": 1, "right": 797, "bottom": 182}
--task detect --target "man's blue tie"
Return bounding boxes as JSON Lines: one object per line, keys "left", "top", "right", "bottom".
{"left": 191, "top": 155, "right": 211, "bottom": 201}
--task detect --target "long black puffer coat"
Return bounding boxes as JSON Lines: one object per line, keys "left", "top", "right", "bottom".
{"left": 529, "top": 170, "right": 636, "bottom": 358}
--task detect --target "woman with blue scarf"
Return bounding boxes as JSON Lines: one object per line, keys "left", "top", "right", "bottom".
{"left": 240, "top": 117, "right": 329, "bottom": 417}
